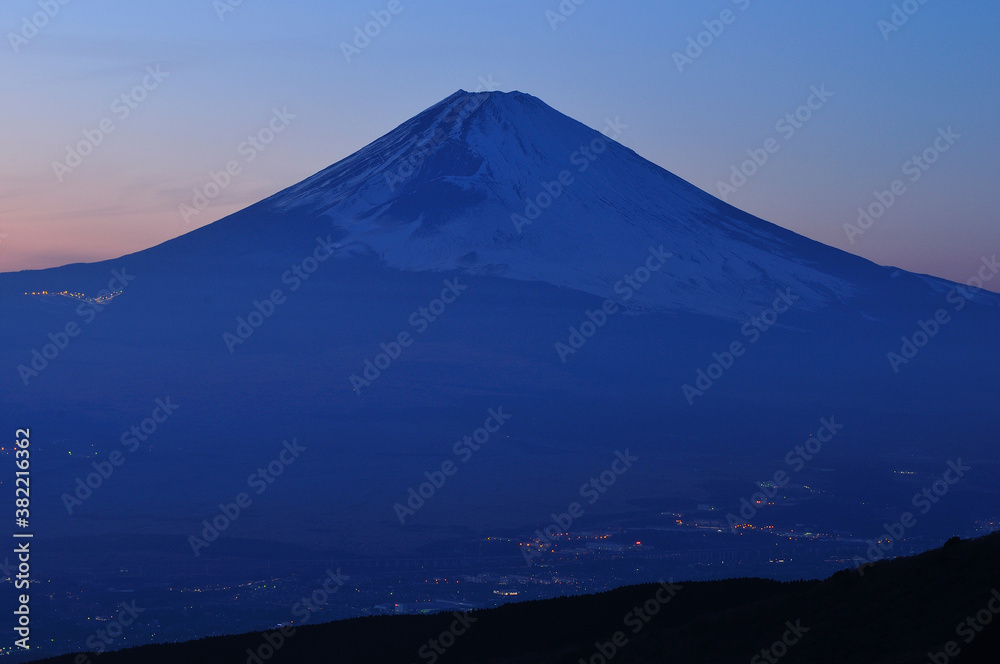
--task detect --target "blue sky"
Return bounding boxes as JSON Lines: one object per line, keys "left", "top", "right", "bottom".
{"left": 2, "top": 0, "right": 997, "bottom": 285}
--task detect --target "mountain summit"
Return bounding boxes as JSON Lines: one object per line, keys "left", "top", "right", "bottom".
{"left": 205, "top": 90, "right": 903, "bottom": 318}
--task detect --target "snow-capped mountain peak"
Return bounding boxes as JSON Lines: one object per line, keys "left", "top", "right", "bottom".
{"left": 259, "top": 90, "right": 867, "bottom": 318}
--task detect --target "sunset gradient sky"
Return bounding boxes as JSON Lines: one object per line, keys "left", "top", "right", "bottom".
{"left": 2, "top": 0, "right": 997, "bottom": 287}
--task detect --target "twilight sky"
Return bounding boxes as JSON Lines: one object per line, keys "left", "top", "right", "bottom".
{"left": 2, "top": 0, "right": 997, "bottom": 286}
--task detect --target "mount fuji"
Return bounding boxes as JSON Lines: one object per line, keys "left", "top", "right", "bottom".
{"left": 1, "top": 90, "right": 998, "bottom": 613}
